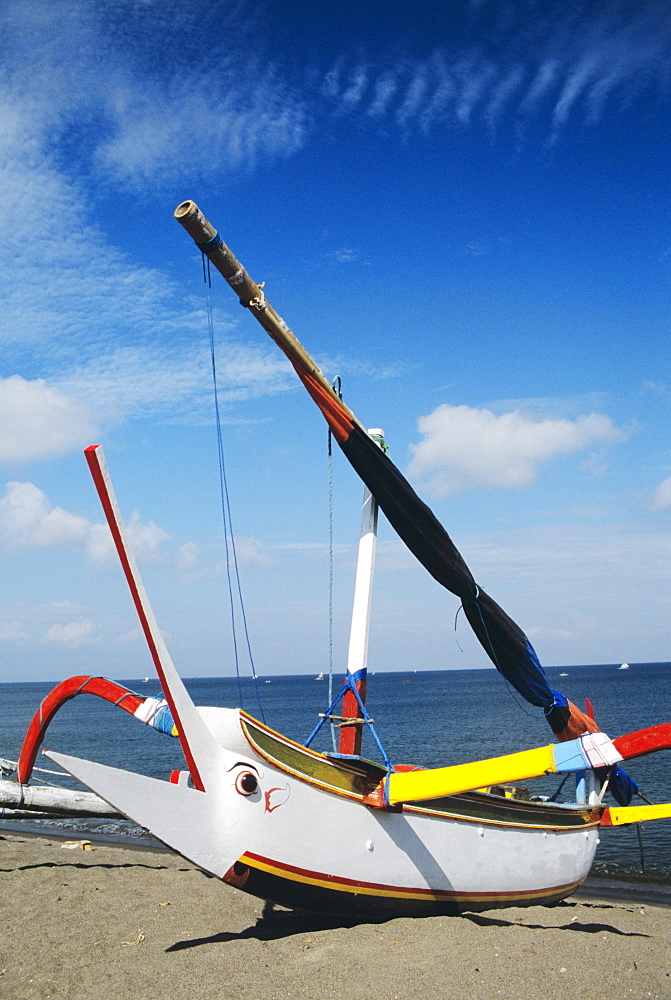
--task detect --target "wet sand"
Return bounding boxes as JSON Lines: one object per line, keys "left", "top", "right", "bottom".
{"left": 2, "top": 831, "right": 671, "bottom": 1000}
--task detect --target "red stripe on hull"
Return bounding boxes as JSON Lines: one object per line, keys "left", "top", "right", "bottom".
{"left": 226, "top": 851, "right": 585, "bottom": 918}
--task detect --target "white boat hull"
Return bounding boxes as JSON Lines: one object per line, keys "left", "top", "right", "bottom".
{"left": 49, "top": 706, "right": 601, "bottom": 918}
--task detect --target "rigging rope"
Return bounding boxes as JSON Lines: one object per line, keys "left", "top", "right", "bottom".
{"left": 326, "top": 376, "right": 342, "bottom": 752}
{"left": 203, "top": 255, "right": 265, "bottom": 722}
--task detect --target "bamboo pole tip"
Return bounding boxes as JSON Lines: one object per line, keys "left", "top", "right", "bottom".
{"left": 174, "top": 200, "right": 197, "bottom": 220}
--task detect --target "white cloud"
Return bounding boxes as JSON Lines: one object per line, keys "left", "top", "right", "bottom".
{"left": 643, "top": 381, "right": 667, "bottom": 395}
{"left": 44, "top": 620, "right": 94, "bottom": 646}
{"left": 0, "top": 622, "right": 29, "bottom": 642}
{"left": 0, "top": 481, "right": 167, "bottom": 564}
{"left": 0, "top": 481, "right": 93, "bottom": 548}
{"left": 52, "top": 333, "right": 295, "bottom": 427}
{"left": 1, "top": 1, "right": 308, "bottom": 190}
{"left": 341, "top": 65, "right": 369, "bottom": 108}
{"left": 396, "top": 66, "right": 430, "bottom": 128}
{"left": 422, "top": 517, "right": 671, "bottom": 667}
{"left": 454, "top": 58, "right": 497, "bottom": 125}
{"left": 652, "top": 477, "right": 671, "bottom": 511}
{"left": 407, "top": 404, "right": 627, "bottom": 496}
{"left": 485, "top": 64, "right": 526, "bottom": 132}
{"left": 181, "top": 535, "right": 273, "bottom": 580}
{"left": 178, "top": 542, "right": 199, "bottom": 573}
{"left": 368, "top": 71, "right": 399, "bottom": 117}
{"left": 0, "top": 0, "right": 304, "bottom": 432}
{"left": 0, "top": 377, "right": 95, "bottom": 462}
{"left": 332, "top": 249, "right": 360, "bottom": 263}
{"left": 124, "top": 511, "right": 169, "bottom": 563}
{"left": 233, "top": 536, "right": 273, "bottom": 568}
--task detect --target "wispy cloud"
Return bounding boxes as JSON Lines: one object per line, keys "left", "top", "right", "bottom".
{"left": 458, "top": 518, "right": 671, "bottom": 656}
{"left": 0, "top": 0, "right": 667, "bottom": 467}
{"left": 177, "top": 536, "right": 273, "bottom": 581}
{"left": 322, "top": 3, "right": 671, "bottom": 143}
{"left": 96, "top": 63, "right": 307, "bottom": 187}
{"left": 407, "top": 404, "right": 629, "bottom": 497}
{"left": 44, "top": 620, "right": 94, "bottom": 647}
{"left": 53, "top": 338, "right": 294, "bottom": 427}
{"left": 0, "top": 1, "right": 313, "bottom": 444}
{"left": 1, "top": 1, "right": 308, "bottom": 189}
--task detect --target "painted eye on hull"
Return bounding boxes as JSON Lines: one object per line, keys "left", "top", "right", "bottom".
{"left": 235, "top": 770, "right": 259, "bottom": 795}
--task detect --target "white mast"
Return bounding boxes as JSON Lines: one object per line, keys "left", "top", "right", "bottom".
{"left": 345, "top": 429, "right": 383, "bottom": 679}
{"left": 338, "top": 429, "right": 384, "bottom": 755}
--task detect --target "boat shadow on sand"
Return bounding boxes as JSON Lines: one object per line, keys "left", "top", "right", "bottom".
{"left": 165, "top": 899, "right": 649, "bottom": 952}
{"left": 1, "top": 858, "right": 175, "bottom": 875}
{"left": 462, "top": 901, "right": 650, "bottom": 937}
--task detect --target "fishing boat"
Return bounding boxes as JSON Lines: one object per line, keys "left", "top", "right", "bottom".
{"left": 8, "top": 202, "right": 671, "bottom": 919}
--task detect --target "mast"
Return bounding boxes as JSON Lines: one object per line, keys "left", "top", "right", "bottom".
{"left": 338, "top": 430, "right": 383, "bottom": 756}
{"left": 174, "top": 201, "right": 364, "bottom": 436}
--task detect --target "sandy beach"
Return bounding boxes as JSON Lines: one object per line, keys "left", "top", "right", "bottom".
{"left": 2, "top": 831, "right": 670, "bottom": 1000}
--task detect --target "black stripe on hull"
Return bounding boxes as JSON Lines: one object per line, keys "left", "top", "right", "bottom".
{"left": 223, "top": 859, "right": 584, "bottom": 920}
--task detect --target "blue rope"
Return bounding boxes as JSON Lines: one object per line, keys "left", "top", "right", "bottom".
{"left": 326, "top": 375, "right": 342, "bottom": 753}
{"left": 304, "top": 674, "right": 393, "bottom": 774}
{"left": 203, "top": 255, "right": 265, "bottom": 722}
{"left": 197, "top": 231, "right": 223, "bottom": 254}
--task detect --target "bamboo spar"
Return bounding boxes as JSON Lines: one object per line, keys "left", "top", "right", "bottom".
{"left": 174, "top": 200, "right": 364, "bottom": 434}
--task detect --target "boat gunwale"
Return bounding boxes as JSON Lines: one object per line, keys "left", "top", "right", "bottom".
{"left": 238, "top": 711, "right": 600, "bottom": 832}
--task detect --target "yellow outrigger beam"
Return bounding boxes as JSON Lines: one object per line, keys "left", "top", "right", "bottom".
{"left": 381, "top": 728, "right": 669, "bottom": 811}
{"left": 601, "top": 803, "right": 671, "bottom": 827}
{"left": 386, "top": 744, "right": 558, "bottom": 805}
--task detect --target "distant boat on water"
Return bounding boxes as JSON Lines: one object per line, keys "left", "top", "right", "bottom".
{"left": 619, "top": 663, "right": 629, "bottom": 670}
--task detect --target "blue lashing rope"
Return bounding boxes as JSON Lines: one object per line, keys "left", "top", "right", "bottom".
{"left": 304, "top": 674, "right": 393, "bottom": 775}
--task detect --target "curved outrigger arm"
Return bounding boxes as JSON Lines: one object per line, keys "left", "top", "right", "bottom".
{"left": 30, "top": 445, "right": 269, "bottom": 877}
{"left": 14, "top": 675, "right": 177, "bottom": 785}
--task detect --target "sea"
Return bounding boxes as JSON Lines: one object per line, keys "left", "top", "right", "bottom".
{"left": 2, "top": 662, "right": 670, "bottom": 905}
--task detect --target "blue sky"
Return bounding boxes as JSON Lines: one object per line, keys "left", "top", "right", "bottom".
{"left": 1, "top": 0, "right": 670, "bottom": 683}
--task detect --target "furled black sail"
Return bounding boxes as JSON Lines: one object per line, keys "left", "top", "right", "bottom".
{"left": 290, "top": 369, "right": 590, "bottom": 739}
{"left": 285, "top": 370, "right": 636, "bottom": 805}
